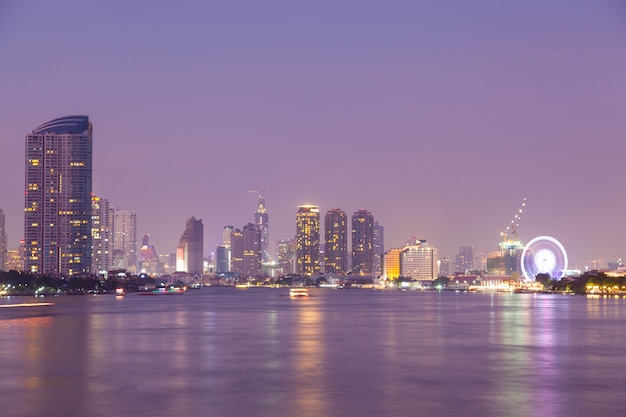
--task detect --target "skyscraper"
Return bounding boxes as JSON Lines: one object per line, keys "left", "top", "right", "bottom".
{"left": 231, "top": 228, "right": 244, "bottom": 275}
{"left": 0, "top": 207, "right": 6, "bottom": 271}
{"left": 25, "top": 115, "right": 93, "bottom": 275}
{"left": 296, "top": 205, "right": 320, "bottom": 275}
{"left": 176, "top": 216, "right": 203, "bottom": 275}
{"left": 222, "top": 225, "right": 234, "bottom": 247}
{"left": 455, "top": 246, "right": 474, "bottom": 273}
{"left": 351, "top": 209, "right": 374, "bottom": 276}
{"left": 113, "top": 210, "right": 137, "bottom": 272}
{"left": 255, "top": 195, "right": 270, "bottom": 266}
{"left": 91, "top": 196, "right": 112, "bottom": 276}
{"left": 324, "top": 208, "right": 347, "bottom": 274}
{"left": 275, "top": 239, "right": 296, "bottom": 276}
{"left": 372, "top": 221, "right": 384, "bottom": 277}
{"left": 401, "top": 240, "right": 438, "bottom": 280}
{"left": 243, "top": 222, "right": 262, "bottom": 277}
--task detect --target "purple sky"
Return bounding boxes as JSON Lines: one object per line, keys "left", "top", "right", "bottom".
{"left": 1, "top": 0, "right": 625, "bottom": 269}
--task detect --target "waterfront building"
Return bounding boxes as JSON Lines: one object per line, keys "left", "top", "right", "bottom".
{"left": 275, "top": 239, "right": 296, "bottom": 276}
{"left": 5, "top": 249, "right": 22, "bottom": 271}
{"left": 91, "top": 196, "right": 112, "bottom": 276}
{"left": 401, "top": 240, "right": 438, "bottom": 280}
{"left": 231, "top": 228, "right": 244, "bottom": 275}
{"left": 243, "top": 222, "right": 262, "bottom": 277}
{"left": 455, "top": 246, "right": 474, "bottom": 273}
{"left": 24, "top": 115, "right": 93, "bottom": 275}
{"left": 351, "top": 209, "right": 374, "bottom": 276}
{"left": 373, "top": 221, "right": 384, "bottom": 277}
{"left": 222, "top": 225, "right": 234, "bottom": 247}
{"left": 255, "top": 196, "right": 270, "bottom": 265}
{"left": 113, "top": 210, "right": 137, "bottom": 273}
{"left": 324, "top": 208, "right": 347, "bottom": 274}
{"left": 382, "top": 248, "right": 404, "bottom": 280}
{"left": 216, "top": 245, "right": 231, "bottom": 273}
{"left": 0, "top": 207, "right": 5, "bottom": 271}
{"left": 139, "top": 234, "right": 162, "bottom": 276}
{"left": 439, "top": 257, "right": 450, "bottom": 276}
{"left": 296, "top": 205, "right": 320, "bottom": 275}
{"left": 176, "top": 217, "right": 203, "bottom": 275}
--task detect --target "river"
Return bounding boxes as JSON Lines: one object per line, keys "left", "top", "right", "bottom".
{"left": 1, "top": 288, "right": 625, "bottom": 417}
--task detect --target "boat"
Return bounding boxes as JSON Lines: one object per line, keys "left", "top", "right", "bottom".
{"left": 289, "top": 288, "right": 309, "bottom": 297}
{"left": 138, "top": 285, "right": 185, "bottom": 295}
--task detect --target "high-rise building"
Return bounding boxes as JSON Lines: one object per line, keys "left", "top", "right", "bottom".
{"left": 372, "top": 221, "right": 384, "bottom": 277}
{"left": 91, "top": 196, "right": 112, "bottom": 276}
{"left": 401, "top": 240, "right": 438, "bottom": 280}
{"left": 113, "top": 210, "right": 137, "bottom": 272}
{"left": 324, "top": 208, "right": 347, "bottom": 274}
{"left": 0, "top": 207, "right": 6, "bottom": 271}
{"left": 216, "top": 245, "right": 231, "bottom": 273}
{"left": 222, "top": 225, "right": 234, "bottom": 247}
{"left": 243, "top": 222, "right": 262, "bottom": 277}
{"left": 382, "top": 248, "right": 404, "bottom": 280}
{"left": 275, "top": 239, "right": 296, "bottom": 276}
{"left": 351, "top": 209, "right": 374, "bottom": 276}
{"left": 231, "top": 228, "right": 244, "bottom": 275}
{"left": 439, "top": 257, "right": 450, "bottom": 276}
{"left": 455, "top": 246, "right": 474, "bottom": 273}
{"left": 176, "top": 217, "right": 203, "bottom": 275}
{"left": 24, "top": 115, "right": 93, "bottom": 275}
{"left": 5, "top": 249, "right": 22, "bottom": 271}
{"left": 296, "top": 205, "right": 320, "bottom": 275}
{"left": 255, "top": 195, "right": 270, "bottom": 266}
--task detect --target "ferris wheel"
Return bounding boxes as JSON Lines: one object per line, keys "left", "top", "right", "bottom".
{"left": 521, "top": 236, "right": 568, "bottom": 281}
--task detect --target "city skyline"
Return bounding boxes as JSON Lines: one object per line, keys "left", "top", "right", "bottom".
{"left": 1, "top": 1, "right": 625, "bottom": 269}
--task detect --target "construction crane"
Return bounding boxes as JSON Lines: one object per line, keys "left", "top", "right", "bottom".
{"left": 500, "top": 197, "right": 527, "bottom": 243}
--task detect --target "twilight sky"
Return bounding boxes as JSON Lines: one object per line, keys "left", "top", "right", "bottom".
{"left": 1, "top": 0, "right": 625, "bottom": 269}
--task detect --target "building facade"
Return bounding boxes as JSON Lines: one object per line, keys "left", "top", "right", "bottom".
{"left": 351, "top": 209, "right": 374, "bottom": 276}
{"left": 275, "top": 239, "right": 296, "bottom": 276}
{"left": 113, "top": 210, "right": 137, "bottom": 272}
{"left": 230, "top": 228, "right": 244, "bottom": 275}
{"left": 324, "top": 208, "right": 348, "bottom": 274}
{"left": 243, "top": 222, "right": 262, "bottom": 277}
{"left": 91, "top": 196, "right": 112, "bottom": 276}
{"left": 254, "top": 196, "right": 270, "bottom": 266}
{"left": 455, "top": 246, "right": 474, "bottom": 273}
{"left": 401, "top": 240, "right": 439, "bottom": 280}
{"left": 0, "top": 207, "right": 5, "bottom": 271}
{"left": 296, "top": 205, "right": 320, "bottom": 275}
{"left": 24, "top": 115, "right": 93, "bottom": 275}
{"left": 372, "top": 221, "right": 384, "bottom": 277}
{"left": 176, "top": 217, "right": 204, "bottom": 275}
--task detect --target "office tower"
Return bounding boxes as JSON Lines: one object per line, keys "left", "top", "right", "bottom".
{"left": 216, "top": 245, "right": 231, "bottom": 273}
{"left": 223, "top": 225, "right": 234, "bottom": 247}
{"left": 243, "top": 222, "right": 262, "bottom": 277}
{"left": 0, "top": 207, "right": 5, "bottom": 271}
{"left": 176, "top": 217, "right": 203, "bottom": 275}
{"left": 439, "top": 257, "right": 450, "bottom": 276}
{"left": 255, "top": 195, "right": 270, "bottom": 265}
{"left": 324, "top": 208, "right": 347, "bottom": 274}
{"left": 139, "top": 234, "right": 161, "bottom": 276}
{"left": 372, "top": 221, "right": 384, "bottom": 276}
{"left": 231, "top": 228, "right": 244, "bottom": 275}
{"left": 296, "top": 205, "right": 320, "bottom": 275}
{"left": 455, "top": 246, "right": 474, "bottom": 273}
{"left": 382, "top": 248, "right": 404, "bottom": 280}
{"left": 113, "top": 210, "right": 137, "bottom": 272}
{"left": 401, "top": 240, "right": 438, "bottom": 280}
{"left": 275, "top": 239, "right": 296, "bottom": 276}
{"left": 159, "top": 253, "right": 176, "bottom": 275}
{"left": 25, "top": 115, "right": 93, "bottom": 275}
{"left": 351, "top": 209, "right": 374, "bottom": 276}
{"left": 5, "top": 249, "right": 22, "bottom": 271}
{"left": 91, "top": 196, "right": 112, "bottom": 276}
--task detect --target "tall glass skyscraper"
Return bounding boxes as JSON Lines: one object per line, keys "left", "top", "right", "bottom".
{"left": 296, "top": 205, "right": 320, "bottom": 275}
{"left": 113, "top": 210, "right": 137, "bottom": 272}
{"left": 324, "top": 208, "right": 347, "bottom": 274}
{"left": 254, "top": 195, "right": 270, "bottom": 266}
{"left": 24, "top": 115, "right": 93, "bottom": 275}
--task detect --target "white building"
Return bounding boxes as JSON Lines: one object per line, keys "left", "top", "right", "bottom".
{"left": 401, "top": 240, "right": 438, "bottom": 280}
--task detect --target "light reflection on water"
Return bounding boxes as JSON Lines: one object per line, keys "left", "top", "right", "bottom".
{"left": 2, "top": 290, "right": 626, "bottom": 417}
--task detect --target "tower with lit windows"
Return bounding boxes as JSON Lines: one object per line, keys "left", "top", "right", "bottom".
{"left": 24, "top": 115, "right": 93, "bottom": 275}
{"left": 0, "top": 207, "right": 6, "bottom": 271}
{"left": 351, "top": 209, "right": 374, "bottom": 275}
{"left": 91, "top": 196, "right": 112, "bottom": 276}
{"left": 296, "top": 205, "right": 320, "bottom": 275}
{"left": 176, "top": 217, "right": 204, "bottom": 275}
{"left": 324, "top": 208, "right": 347, "bottom": 274}
{"left": 254, "top": 195, "right": 270, "bottom": 266}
